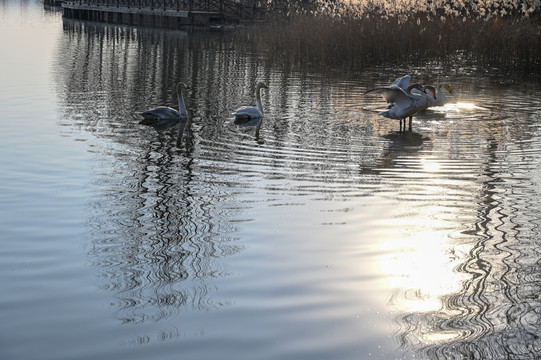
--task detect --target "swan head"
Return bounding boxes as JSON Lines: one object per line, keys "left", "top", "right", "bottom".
{"left": 176, "top": 82, "right": 190, "bottom": 92}
{"left": 438, "top": 83, "right": 452, "bottom": 94}
{"left": 256, "top": 82, "right": 268, "bottom": 91}
{"left": 423, "top": 85, "right": 437, "bottom": 99}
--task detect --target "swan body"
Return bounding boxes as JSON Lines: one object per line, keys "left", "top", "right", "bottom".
{"left": 233, "top": 82, "right": 268, "bottom": 119}
{"left": 378, "top": 84, "right": 427, "bottom": 119}
{"left": 140, "top": 82, "right": 189, "bottom": 122}
{"left": 140, "top": 106, "right": 183, "bottom": 121}
{"left": 429, "top": 83, "right": 453, "bottom": 107}
{"left": 395, "top": 80, "right": 452, "bottom": 107}
{"left": 411, "top": 85, "right": 438, "bottom": 107}
{"left": 366, "top": 84, "right": 435, "bottom": 131}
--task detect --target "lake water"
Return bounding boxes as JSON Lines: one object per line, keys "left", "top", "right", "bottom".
{"left": 2, "top": 1, "right": 541, "bottom": 359}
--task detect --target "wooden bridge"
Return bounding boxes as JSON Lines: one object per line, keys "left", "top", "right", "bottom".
{"left": 62, "top": 0, "right": 268, "bottom": 26}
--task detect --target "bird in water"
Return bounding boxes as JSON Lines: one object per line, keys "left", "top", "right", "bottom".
{"left": 380, "top": 76, "right": 453, "bottom": 108}
{"left": 139, "top": 82, "right": 191, "bottom": 146}
{"left": 364, "top": 83, "right": 436, "bottom": 132}
{"left": 140, "top": 82, "right": 190, "bottom": 122}
{"left": 233, "top": 81, "right": 268, "bottom": 138}
{"left": 233, "top": 81, "right": 268, "bottom": 120}
{"left": 427, "top": 83, "right": 453, "bottom": 107}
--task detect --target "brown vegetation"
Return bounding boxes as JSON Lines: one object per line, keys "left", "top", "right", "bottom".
{"left": 253, "top": 0, "right": 541, "bottom": 73}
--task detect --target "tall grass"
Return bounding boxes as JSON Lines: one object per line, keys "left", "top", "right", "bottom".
{"left": 253, "top": 0, "right": 541, "bottom": 73}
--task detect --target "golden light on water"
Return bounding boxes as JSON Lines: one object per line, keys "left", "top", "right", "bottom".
{"left": 456, "top": 102, "right": 481, "bottom": 109}
{"left": 420, "top": 157, "right": 442, "bottom": 173}
{"left": 443, "top": 102, "right": 487, "bottom": 111}
{"left": 422, "top": 330, "right": 464, "bottom": 343}
{"left": 375, "top": 156, "right": 474, "bottom": 316}
{"left": 379, "top": 230, "right": 466, "bottom": 313}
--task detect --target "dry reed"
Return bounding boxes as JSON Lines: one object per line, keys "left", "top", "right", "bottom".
{"left": 253, "top": 0, "right": 541, "bottom": 74}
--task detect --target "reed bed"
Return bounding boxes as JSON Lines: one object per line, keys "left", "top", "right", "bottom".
{"left": 253, "top": 0, "right": 541, "bottom": 73}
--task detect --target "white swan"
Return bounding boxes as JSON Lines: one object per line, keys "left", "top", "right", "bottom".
{"left": 427, "top": 83, "right": 452, "bottom": 107}
{"left": 139, "top": 82, "right": 192, "bottom": 147}
{"left": 140, "top": 82, "right": 189, "bottom": 122}
{"left": 378, "top": 77, "right": 452, "bottom": 108}
{"left": 365, "top": 84, "right": 435, "bottom": 132}
{"left": 367, "top": 75, "right": 411, "bottom": 105}
{"left": 233, "top": 81, "right": 268, "bottom": 119}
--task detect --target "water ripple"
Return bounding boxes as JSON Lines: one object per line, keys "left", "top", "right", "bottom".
{"left": 50, "top": 19, "right": 541, "bottom": 359}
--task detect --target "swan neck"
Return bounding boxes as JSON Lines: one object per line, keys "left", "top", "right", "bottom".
{"left": 255, "top": 88, "right": 264, "bottom": 114}
{"left": 435, "top": 87, "right": 446, "bottom": 99}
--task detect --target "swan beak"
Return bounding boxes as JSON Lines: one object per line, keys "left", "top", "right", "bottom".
{"left": 428, "top": 88, "right": 436, "bottom": 99}
{"left": 447, "top": 85, "right": 453, "bottom": 94}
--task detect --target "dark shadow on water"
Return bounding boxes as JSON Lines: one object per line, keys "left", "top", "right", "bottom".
{"left": 382, "top": 131, "right": 427, "bottom": 152}
{"left": 233, "top": 116, "right": 264, "bottom": 142}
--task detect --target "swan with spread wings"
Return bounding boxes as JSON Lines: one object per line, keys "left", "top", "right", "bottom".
{"left": 365, "top": 83, "right": 435, "bottom": 132}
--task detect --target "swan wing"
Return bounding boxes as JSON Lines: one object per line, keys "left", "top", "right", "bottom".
{"left": 140, "top": 106, "right": 182, "bottom": 121}
{"left": 388, "top": 87, "right": 415, "bottom": 109}
{"left": 364, "top": 87, "right": 407, "bottom": 104}
{"left": 365, "top": 76, "right": 411, "bottom": 104}
{"left": 233, "top": 106, "right": 263, "bottom": 119}
{"left": 390, "top": 75, "right": 411, "bottom": 90}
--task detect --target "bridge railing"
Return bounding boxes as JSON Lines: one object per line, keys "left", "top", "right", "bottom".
{"left": 65, "top": 0, "right": 267, "bottom": 19}
{"left": 67, "top": 0, "right": 194, "bottom": 10}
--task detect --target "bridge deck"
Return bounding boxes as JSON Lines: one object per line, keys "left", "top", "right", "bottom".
{"left": 62, "top": 0, "right": 265, "bottom": 24}
{"left": 63, "top": 2, "right": 223, "bottom": 17}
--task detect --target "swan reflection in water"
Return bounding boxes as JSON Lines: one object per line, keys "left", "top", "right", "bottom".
{"left": 88, "top": 127, "right": 243, "bottom": 325}
{"left": 139, "top": 82, "right": 192, "bottom": 147}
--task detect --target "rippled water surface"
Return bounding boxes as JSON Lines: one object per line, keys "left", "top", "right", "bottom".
{"left": 2, "top": 1, "right": 541, "bottom": 359}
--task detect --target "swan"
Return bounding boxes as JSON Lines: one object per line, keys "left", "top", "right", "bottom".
{"left": 140, "top": 82, "right": 189, "bottom": 122}
{"left": 427, "top": 83, "right": 452, "bottom": 107}
{"left": 139, "top": 82, "right": 192, "bottom": 147}
{"left": 233, "top": 81, "right": 268, "bottom": 119}
{"left": 365, "top": 84, "right": 435, "bottom": 132}
{"left": 374, "top": 77, "right": 452, "bottom": 108}
{"left": 366, "top": 75, "right": 411, "bottom": 105}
